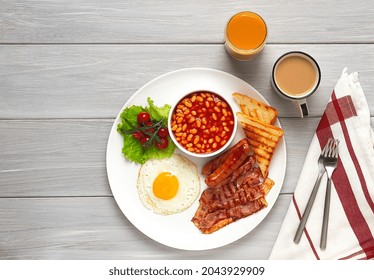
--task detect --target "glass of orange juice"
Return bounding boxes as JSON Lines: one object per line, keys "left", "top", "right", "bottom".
{"left": 224, "top": 11, "right": 267, "bottom": 60}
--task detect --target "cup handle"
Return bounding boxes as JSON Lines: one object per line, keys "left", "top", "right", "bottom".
{"left": 292, "top": 99, "right": 309, "bottom": 118}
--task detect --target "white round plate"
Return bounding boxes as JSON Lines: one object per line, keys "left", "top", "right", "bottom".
{"left": 106, "top": 68, "right": 286, "bottom": 250}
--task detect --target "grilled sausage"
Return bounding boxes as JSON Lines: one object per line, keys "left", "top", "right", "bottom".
{"left": 202, "top": 138, "right": 250, "bottom": 176}
{"left": 205, "top": 141, "right": 251, "bottom": 188}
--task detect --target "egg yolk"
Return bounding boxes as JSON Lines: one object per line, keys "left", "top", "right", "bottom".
{"left": 152, "top": 172, "right": 179, "bottom": 200}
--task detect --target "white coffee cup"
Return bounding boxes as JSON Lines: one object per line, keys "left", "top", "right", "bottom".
{"left": 271, "top": 51, "right": 321, "bottom": 117}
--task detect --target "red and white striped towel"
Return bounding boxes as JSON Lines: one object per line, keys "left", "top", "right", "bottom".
{"left": 270, "top": 68, "right": 374, "bottom": 259}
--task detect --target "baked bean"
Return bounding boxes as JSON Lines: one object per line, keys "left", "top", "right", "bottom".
{"left": 222, "top": 109, "right": 228, "bottom": 117}
{"left": 196, "top": 119, "right": 201, "bottom": 128}
{"left": 171, "top": 91, "right": 235, "bottom": 154}
{"left": 188, "top": 117, "right": 195, "bottom": 123}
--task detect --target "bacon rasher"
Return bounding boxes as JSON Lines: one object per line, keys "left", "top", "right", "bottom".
{"left": 192, "top": 138, "right": 275, "bottom": 234}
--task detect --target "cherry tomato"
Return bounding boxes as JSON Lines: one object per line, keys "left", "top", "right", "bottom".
{"left": 137, "top": 112, "right": 150, "bottom": 125}
{"left": 144, "top": 121, "right": 153, "bottom": 127}
{"left": 140, "top": 136, "right": 150, "bottom": 148}
{"left": 132, "top": 130, "right": 143, "bottom": 140}
{"left": 156, "top": 138, "right": 168, "bottom": 150}
{"left": 158, "top": 127, "right": 169, "bottom": 138}
{"left": 140, "top": 136, "right": 150, "bottom": 144}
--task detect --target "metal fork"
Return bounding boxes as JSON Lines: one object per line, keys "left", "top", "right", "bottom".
{"left": 294, "top": 138, "right": 332, "bottom": 244}
{"left": 320, "top": 138, "right": 339, "bottom": 250}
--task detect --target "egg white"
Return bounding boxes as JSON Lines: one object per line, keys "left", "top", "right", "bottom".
{"left": 137, "top": 154, "right": 201, "bottom": 215}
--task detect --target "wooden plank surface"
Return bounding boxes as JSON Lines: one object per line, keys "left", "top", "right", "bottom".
{"left": 0, "top": 118, "right": 318, "bottom": 197}
{"left": 1, "top": 44, "right": 374, "bottom": 119}
{"left": 1, "top": 0, "right": 373, "bottom": 261}
{"left": 1, "top": 117, "right": 373, "bottom": 196}
{"left": 0, "top": 195, "right": 291, "bottom": 259}
{"left": 1, "top": 0, "right": 373, "bottom": 43}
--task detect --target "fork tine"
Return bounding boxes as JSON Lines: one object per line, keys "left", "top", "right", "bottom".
{"left": 330, "top": 139, "right": 337, "bottom": 157}
{"left": 322, "top": 139, "right": 330, "bottom": 156}
{"left": 321, "top": 139, "right": 330, "bottom": 155}
{"left": 323, "top": 138, "right": 333, "bottom": 157}
{"left": 333, "top": 140, "right": 340, "bottom": 157}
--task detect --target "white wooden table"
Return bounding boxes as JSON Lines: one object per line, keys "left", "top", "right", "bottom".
{"left": 1, "top": 0, "right": 373, "bottom": 259}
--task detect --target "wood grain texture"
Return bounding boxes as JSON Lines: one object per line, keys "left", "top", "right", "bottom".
{"left": 1, "top": 44, "right": 374, "bottom": 119}
{"left": 0, "top": 118, "right": 320, "bottom": 197}
{"left": 1, "top": 0, "right": 373, "bottom": 43}
{"left": 0, "top": 120, "right": 112, "bottom": 197}
{"left": 1, "top": 0, "right": 373, "bottom": 261}
{"left": 1, "top": 118, "right": 373, "bottom": 197}
{"left": 0, "top": 195, "right": 291, "bottom": 259}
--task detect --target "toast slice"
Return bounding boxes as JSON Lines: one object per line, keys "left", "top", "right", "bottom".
{"left": 237, "top": 112, "right": 284, "bottom": 177}
{"left": 232, "top": 92, "right": 278, "bottom": 125}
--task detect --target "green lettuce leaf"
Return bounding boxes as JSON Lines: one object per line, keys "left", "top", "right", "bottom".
{"left": 147, "top": 97, "right": 171, "bottom": 126}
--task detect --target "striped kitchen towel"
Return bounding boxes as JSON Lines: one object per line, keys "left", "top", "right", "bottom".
{"left": 270, "top": 68, "right": 374, "bottom": 259}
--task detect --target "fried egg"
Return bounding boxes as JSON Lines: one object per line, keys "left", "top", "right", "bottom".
{"left": 137, "top": 154, "right": 200, "bottom": 215}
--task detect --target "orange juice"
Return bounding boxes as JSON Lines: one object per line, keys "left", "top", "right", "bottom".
{"left": 225, "top": 12, "right": 267, "bottom": 60}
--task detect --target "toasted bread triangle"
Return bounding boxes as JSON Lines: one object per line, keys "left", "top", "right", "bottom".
{"left": 233, "top": 92, "right": 278, "bottom": 125}
{"left": 236, "top": 112, "right": 284, "bottom": 177}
